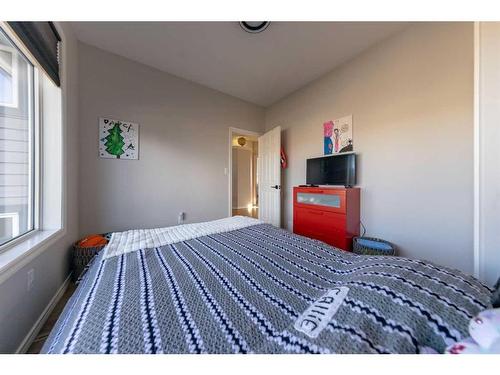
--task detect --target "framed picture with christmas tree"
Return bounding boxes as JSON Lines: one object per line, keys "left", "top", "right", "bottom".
{"left": 99, "top": 117, "right": 139, "bottom": 160}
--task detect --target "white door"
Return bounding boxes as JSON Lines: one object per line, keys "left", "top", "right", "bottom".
{"left": 258, "top": 126, "right": 281, "bottom": 226}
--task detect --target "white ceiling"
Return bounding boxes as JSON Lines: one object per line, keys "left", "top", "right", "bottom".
{"left": 70, "top": 22, "right": 408, "bottom": 107}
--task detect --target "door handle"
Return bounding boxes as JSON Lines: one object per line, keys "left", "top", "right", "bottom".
{"left": 309, "top": 210, "right": 324, "bottom": 215}
{"left": 271, "top": 185, "right": 281, "bottom": 190}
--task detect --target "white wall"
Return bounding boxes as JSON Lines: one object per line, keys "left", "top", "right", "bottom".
{"left": 475, "top": 22, "right": 500, "bottom": 286}
{"left": 0, "top": 22, "right": 79, "bottom": 353}
{"left": 265, "top": 23, "right": 475, "bottom": 274}
{"left": 78, "top": 43, "right": 264, "bottom": 236}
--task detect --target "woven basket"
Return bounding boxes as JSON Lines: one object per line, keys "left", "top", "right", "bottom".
{"left": 72, "top": 242, "right": 106, "bottom": 282}
{"left": 352, "top": 236, "right": 396, "bottom": 256}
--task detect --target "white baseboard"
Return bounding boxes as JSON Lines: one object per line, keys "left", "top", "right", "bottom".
{"left": 16, "top": 274, "right": 72, "bottom": 354}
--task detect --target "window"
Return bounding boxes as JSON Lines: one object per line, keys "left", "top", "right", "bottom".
{"left": 0, "top": 42, "right": 19, "bottom": 108}
{"left": 0, "top": 29, "right": 36, "bottom": 247}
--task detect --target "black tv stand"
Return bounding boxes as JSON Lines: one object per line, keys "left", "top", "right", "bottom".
{"left": 299, "top": 184, "right": 319, "bottom": 187}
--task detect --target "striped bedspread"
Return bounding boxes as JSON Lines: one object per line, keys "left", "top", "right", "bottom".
{"left": 42, "top": 223, "right": 492, "bottom": 354}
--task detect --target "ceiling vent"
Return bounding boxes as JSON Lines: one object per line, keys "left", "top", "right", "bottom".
{"left": 239, "top": 22, "right": 270, "bottom": 34}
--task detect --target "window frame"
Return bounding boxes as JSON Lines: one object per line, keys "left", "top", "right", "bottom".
{"left": 0, "top": 26, "right": 41, "bottom": 254}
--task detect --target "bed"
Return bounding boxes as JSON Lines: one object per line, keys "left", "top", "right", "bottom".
{"left": 42, "top": 216, "right": 493, "bottom": 354}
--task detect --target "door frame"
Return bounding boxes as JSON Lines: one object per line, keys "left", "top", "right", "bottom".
{"left": 473, "top": 22, "right": 500, "bottom": 286}
{"left": 228, "top": 127, "right": 261, "bottom": 217}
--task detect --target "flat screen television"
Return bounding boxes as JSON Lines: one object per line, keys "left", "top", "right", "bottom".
{"left": 306, "top": 153, "right": 356, "bottom": 187}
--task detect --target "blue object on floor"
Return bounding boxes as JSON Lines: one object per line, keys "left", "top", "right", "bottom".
{"left": 352, "top": 236, "right": 396, "bottom": 256}
{"left": 356, "top": 238, "right": 393, "bottom": 250}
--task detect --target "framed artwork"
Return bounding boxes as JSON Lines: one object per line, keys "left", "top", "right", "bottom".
{"left": 323, "top": 115, "right": 353, "bottom": 155}
{"left": 99, "top": 117, "right": 139, "bottom": 160}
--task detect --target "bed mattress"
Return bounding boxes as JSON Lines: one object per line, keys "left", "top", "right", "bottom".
{"left": 42, "top": 219, "right": 492, "bottom": 354}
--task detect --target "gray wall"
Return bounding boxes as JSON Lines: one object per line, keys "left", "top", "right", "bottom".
{"left": 265, "top": 23, "right": 475, "bottom": 273}
{"left": 78, "top": 43, "right": 264, "bottom": 236}
{"left": 0, "top": 22, "right": 79, "bottom": 353}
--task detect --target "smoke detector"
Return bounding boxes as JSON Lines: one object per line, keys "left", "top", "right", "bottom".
{"left": 239, "top": 22, "right": 270, "bottom": 34}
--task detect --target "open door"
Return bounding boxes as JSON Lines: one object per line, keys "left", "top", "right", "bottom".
{"left": 258, "top": 126, "right": 281, "bottom": 226}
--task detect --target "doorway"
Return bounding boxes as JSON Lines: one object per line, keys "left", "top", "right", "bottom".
{"left": 229, "top": 128, "right": 260, "bottom": 219}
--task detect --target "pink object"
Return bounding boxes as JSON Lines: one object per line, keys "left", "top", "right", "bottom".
{"left": 334, "top": 130, "right": 340, "bottom": 152}
{"left": 446, "top": 338, "right": 482, "bottom": 354}
{"left": 323, "top": 121, "right": 333, "bottom": 138}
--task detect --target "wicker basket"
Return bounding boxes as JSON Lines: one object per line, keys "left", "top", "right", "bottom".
{"left": 352, "top": 236, "right": 396, "bottom": 256}
{"left": 72, "top": 242, "right": 106, "bottom": 282}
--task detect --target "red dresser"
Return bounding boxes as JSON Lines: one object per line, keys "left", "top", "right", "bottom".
{"left": 293, "top": 186, "right": 360, "bottom": 251}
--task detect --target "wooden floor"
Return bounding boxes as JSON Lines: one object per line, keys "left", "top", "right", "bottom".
{"left": 232, "top": 207, "right": 258, "bottom": 219}
{"left": 26, "top": 282, "right": 76, "bottom": 354}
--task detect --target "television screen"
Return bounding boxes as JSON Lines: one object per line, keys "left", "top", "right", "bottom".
{"left": 306, "top": 153, "right": 356, "bottom": 186}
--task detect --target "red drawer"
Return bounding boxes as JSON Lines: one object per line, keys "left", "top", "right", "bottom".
{"left": 294, "top": 207, "right": 345, "bottom": 230}
{"left": 294, "top": 207, "right": 348, "bottom": 249}
{"left": 294, "top": 188, "right": 346, "bottom": 214}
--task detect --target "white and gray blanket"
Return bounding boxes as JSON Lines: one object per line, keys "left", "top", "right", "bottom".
{"left": 42, "top": 221, "right": 493, "bottom": 354}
